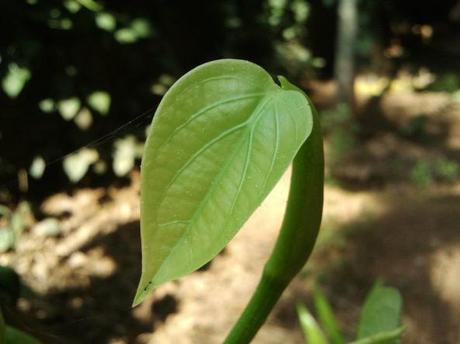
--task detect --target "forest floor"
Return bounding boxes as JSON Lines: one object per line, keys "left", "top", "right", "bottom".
{"left": 1, "top": 79, "right": 459, "bottom": 344}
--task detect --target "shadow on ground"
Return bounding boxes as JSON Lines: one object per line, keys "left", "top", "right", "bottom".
{"left": 276, "top": 187, "right": 460, "bottom": 344}
{"left": 26, "top": 220, "right": 172, "bottom": 344}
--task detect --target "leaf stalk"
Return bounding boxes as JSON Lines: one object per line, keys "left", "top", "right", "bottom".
{"left": 224, "top": 87, "right": 324, "bottom": 343}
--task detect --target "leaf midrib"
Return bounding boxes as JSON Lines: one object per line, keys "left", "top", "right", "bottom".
{"left": 152, "top": 92, "right": 279, "bottom": 284}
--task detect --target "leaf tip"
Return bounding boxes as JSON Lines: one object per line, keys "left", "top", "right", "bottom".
{"left": 132, "top": 279, "right": 155, "bottom": 307}
{"left": 277, "top": 75, "right": 290, "bottom": 88}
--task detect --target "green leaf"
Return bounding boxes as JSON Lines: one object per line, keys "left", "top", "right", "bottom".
{"left": 5, "top": 327, "right": 41, "bottom": 344}
{"left": 87, "top": 91, "right": 111, "bottom": 115}
{"left": 64, "top": 0, "right": 81, "bottom": 13}
{"left": 357, "top": 282, "right": 403, "bottom": 343}
{"left": 130, "top": 18, "right": 152, "bottom": 38}
{"left": 95, "top": 12, "right": 116, "bottom": 31}
{"left": 134, "top": 59, "right": 313, "bottom": 305}
{"left": 58, "top": 97, "right": 81, "bottom": 121}
{"left": 313, "top": 288, "right": 345, "bottom": 344}
{"left": 296, "top": 304, "right": 329, "bottom": 344}
{"left": 1, "top": 300, "right": 41, "bottom": 344}
{"left": 114, "top": 29, "right": 138, "bottom": 44}
{"left": 2, "top": 64, "right": 31, "bottom": 98}
{"left": 29, "top": 156, "right": 46, "bottom": 179}
{"left": 112, "top": 135, "right": 143, "bottom": 177}
{"left": 0, "top": 229, "right": 15, "bottom": 253}
{"left": 75, "top": 0, "right": 102, "bottom": 12}
{"left": 38, "top": 99, "right": 55, "bottom": 113}
{"left": 63, "top": 148, "right": 98, "bottom": 183}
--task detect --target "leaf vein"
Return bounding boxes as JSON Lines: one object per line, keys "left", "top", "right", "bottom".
{"left": 159, "top": 121, "right": 247, "bottom": 204}
{"left": 230, "top": 129, "right": 253, "bottom": 214}
{"left": 153, "top": 95, "right": 276, "bottom": 278}
{"left": 261, "top": 102, "right": 280, "bottom": 192}
{"left": 162, "top": 93, "right": 265, "bottom": 148}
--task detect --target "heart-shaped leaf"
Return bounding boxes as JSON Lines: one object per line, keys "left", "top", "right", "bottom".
{"left": 134, "top": 59, "right": 313, "bottom": 305}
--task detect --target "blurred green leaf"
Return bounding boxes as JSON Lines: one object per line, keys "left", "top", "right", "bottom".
{"left": 435, "top": 157, "right": 459, "bottom": 182}
{"left": 29, "top": 156, "right": 46, "bottom": 179}
{"left": 93, "top": 160, "right": 107, "bottom": 175}
{"left": 58, "top": 97, "right": 81, "bottom": 121}
{"left": 130, "top": 18, "right": 153, "bottom": 38}
{"left": 313, "top": 288, "right": 345, "bottom": 344}
{"left": 48, "top": 18, "right": 73, "bottom": 30}
{"left": 0, "top": 206, "right": 11, "bottom": 218}
{"left": 291, "top": 0, "right": 310, "bottom": 23}
{"left": 64, "top": 0, "right": 81, "bottom": 13}
{"left": 4, "top": 326, "right": 41, "bottom": 344}
{"left": 10, "top": 213, "right": 24, "bottom": 237}
{"left": 452, "top": 89, "right": 460, "bottom": 102}
{"left": 74, "top": 107, "right": 93, "bottom": 130}
{"left": 268, "top": 0, "right": 288, "bottom": 26}
{"left": 2, "top": 64, "right": 31, "bottom": 98}
{"left": 410, "top": 161, "right": 433, "bottom": 187}
{"left": 113, "top": 136, "right": 143, "bottom": 177}
{"left": 297, "top": 304, "right": 329, "bottom": 344}
{"left": 114, "top": 28, "right": 138, "bottom": 44}
{"left": 0, "top": 229, "right": 15, "bottom": 253}
{"left": 158, "top": 74, "right": 175, "bottom": 86}
{"left": 151, "top": 74, "right": 175, "bottom": 95}
{"left": 63, "top": 148, "right": 98, "bottom": 183}
{"left": 95, "top": 12, "right": 116, "bottom": 31}
{"left": 357, "top": 282, "right": 403, "bottom": 343}
{"left": 15, "top": 202, "right": 34, "bottom": 229}
{"left": 65, "top": 66, "right": 78, "bottom": 77}
{"left": 312, "top": 57, "right": 326, "bottom": 68}
{"left": 38, "top": 99, "right": 55, "bottom": 113}
{"left": 87, "top": 91, "right": 110, "bottom": 115}
{"left": 75, "top": 0, "right": 102, "bottom": 12}
{"left": 151, "top": 83, "right": 168, "bottom": 96}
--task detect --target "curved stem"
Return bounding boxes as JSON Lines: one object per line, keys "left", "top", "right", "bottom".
{"left": 223, "top": 273, "right": 288, "bottom": 344}
{"left": 224, "top": 87, "right": 324, "bottom": 343}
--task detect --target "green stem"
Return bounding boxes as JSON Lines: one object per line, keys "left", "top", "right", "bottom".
{"left": 224, "top": 84, "right": 324, "bottom": 344}
{"left": 223, "top": 273, "right": 288, "bottom": 344}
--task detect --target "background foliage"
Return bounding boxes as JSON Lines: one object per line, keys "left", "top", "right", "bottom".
{"left": 1, "top": 0, "right": 459, "bottom": 200}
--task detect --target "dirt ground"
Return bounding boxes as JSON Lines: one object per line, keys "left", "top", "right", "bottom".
{"left": 1, "top": 85, "right": 459, "bottom": 344}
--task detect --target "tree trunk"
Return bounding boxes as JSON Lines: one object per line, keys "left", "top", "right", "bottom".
{"left": 334, "top": 0, "right": 358, "bottom": 106}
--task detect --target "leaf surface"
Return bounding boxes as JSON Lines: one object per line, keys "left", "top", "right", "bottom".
{"left": 356, "top": 282, "right": 403, "bottom": 343}
{"left": 314, "top": 288, "right": 345, "bottom": 344}
{"left": 134, "top": 59, "right": 313, "bottom": 305}
{"left": 4, "top": 327, "right": 41, "bottom": 344}
{"left": 296, "top": 304, "right": 329, "bottom": 344}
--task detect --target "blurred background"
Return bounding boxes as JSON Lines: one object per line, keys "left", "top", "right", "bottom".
{"left": 0, "top": 0, "right": 459, "bottom": 343}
